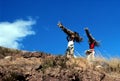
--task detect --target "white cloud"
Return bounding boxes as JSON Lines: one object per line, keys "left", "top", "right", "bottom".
{"left": 0, "top": 19, "right": 36, "bottom": 49}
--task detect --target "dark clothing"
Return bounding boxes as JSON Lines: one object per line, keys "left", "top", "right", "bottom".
{"left": 67, "top": 35, "right": 74, "bottom": 41}
{"left": 59, "top": 24, "right": 82, "bottom": 42}
{"left": 85, "top": 28, "right": 99, "bottom": 49}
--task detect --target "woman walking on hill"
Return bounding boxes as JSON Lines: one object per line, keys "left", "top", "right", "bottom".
{"left": 85, "top": 28, "right": 99, "bottom": 62}
{"left": 57, "top": 22, "right": 83, "bottom": 58}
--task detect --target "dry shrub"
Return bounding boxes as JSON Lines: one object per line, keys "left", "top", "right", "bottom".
{"left": 106, "top": 58, "right": 120, "bottom": 73}
{"left": 93, "top": 56, "right": 120, "bottom": 74}
{"left": 2, "top": 71, "right": 26, "bottom": 81}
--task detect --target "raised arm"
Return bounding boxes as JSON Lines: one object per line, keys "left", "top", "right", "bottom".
{"left": 85, "top": 28, "right": 100, "bottom": 46}
{"left": 84, "top": 28, "right": 94, "bottom": 42}
{"left": 57, "top": 22, "right": 74, "bottom": 36}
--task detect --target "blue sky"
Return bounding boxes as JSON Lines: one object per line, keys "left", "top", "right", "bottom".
{"left": 0, "top": 0, "right": 120, "bottom": 57}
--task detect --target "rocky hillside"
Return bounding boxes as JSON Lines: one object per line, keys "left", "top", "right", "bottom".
{"left": 0, "top": 46, "right": 120, "bottom": 81}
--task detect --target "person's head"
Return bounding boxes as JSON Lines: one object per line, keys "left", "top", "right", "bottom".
{"left": 70, "top": 34, "right": 75, "bottom": 40}
{"left": 74, "top": 32, "right": 83, "bottom": 42}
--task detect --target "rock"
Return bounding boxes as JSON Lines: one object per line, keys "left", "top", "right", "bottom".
{"left": 4, "top": 56, "right": 12, "bottom": 61}
{"left": 0, "top": 46, "right": 120, "bottom": 81}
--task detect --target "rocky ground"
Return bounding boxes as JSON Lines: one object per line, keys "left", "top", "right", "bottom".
{"left": 0, "top": 46, "right": 120, "bottom": 81}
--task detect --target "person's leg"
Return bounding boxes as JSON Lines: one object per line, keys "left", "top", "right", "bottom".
{"left": 69, "top": 46, "right": 74, "bottom": 57}
{"left": 66, "top": 41, "right": 74, "bottom": 58}
{"left": 91, "top": 51, "right": 95, "bottom": 61}
{"left": 66, "top": 48, "right": 71, "bottom": 58}
{"left": 86, "top": 49, "right": 95, "bottom": 63}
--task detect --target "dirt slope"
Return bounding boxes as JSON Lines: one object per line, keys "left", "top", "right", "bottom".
{"left": 0, "top": 46, "right": 120, "bottom": 81}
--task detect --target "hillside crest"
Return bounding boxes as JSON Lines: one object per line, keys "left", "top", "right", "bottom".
{"left": 0, "top": 46, "right": 120, "bottom": 81}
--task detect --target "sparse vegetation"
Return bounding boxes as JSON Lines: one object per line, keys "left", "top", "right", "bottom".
{"left": 105, "top": 58, "right": 120, "bottom": 73}
{"left": 0, "top": 46, "right": 120, "bottom": 81}
{"left": 2, "top": 71, "right": 26, "bottom": 81}
{"left": 0, "top": 46, "right": 21, "bottom": 59}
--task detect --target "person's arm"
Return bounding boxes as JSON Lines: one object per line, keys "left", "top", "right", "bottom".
{"left": 57, "top": 22, "right": 74, "bottom": 36}
{"left": 85, "top": 28, "right": 100, "bottom": 47}
{"left": 84, "top": 28, "right": 94, "bottom": 42}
